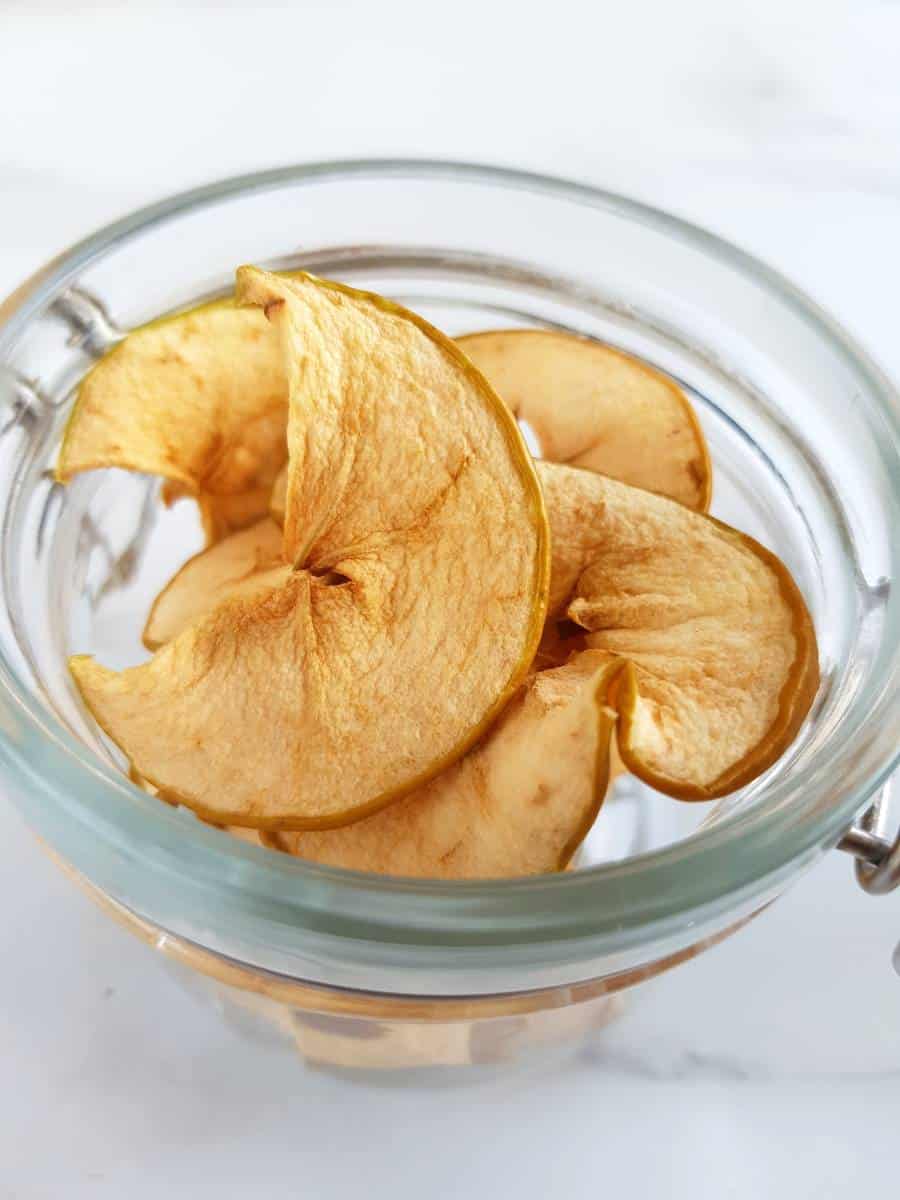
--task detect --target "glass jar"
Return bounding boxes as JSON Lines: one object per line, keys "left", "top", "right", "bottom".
{"left": 0, "top": 162, "right": 897, "bottom": 1073}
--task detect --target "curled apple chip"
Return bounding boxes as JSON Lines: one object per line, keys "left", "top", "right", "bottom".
{"left": 539, "top": 461, "right": 818, "bottom": 799}
{"left": 142, "top": 517, "right": 284, "bottom": 650}
{"left": 457, "top": 330, "right": 711, "bottom": 511}
{"left": 70, "top": 269, "right": 550, "bottom": 829}
{"left": 274, "top": 652, "right": 620, "bottom": 878}
{"left": 141, "top": 455, "right": 814, "bottom": 807}
{"left": 56, "top": 299, "right": 287, "bottom": 537}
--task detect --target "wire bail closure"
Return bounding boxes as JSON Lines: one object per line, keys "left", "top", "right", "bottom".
{"left": 838, "top": 774, "right": 900, "bottom": 894}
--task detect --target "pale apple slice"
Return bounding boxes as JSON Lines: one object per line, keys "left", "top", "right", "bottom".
{"left": 274, "top": 652, "right": 621, "bottom": 878}
{"left": 457, "top": 330, "right": 711, "bottom": 512}
{"left": 57, "top": 299, "right": 288, "bottom": 537}
{"left": 142, "top": 517, "right": 284, "bottom": 650}
{"left": 539, "top": 461, "right": 818, "bottom": 799}
{"left": 69, "top": 269, "right": 550, "bottom": 830}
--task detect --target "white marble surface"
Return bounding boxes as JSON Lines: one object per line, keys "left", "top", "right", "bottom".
{"left": 2, "top": 1, "right": 899, "bottom": 1196}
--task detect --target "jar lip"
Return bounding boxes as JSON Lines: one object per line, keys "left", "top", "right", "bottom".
{"left": 0, "top": 159, "right": 898, "bottom": 955}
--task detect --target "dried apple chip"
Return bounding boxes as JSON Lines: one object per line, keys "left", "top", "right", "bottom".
{"left": 56, "top": 299, "right": 288, "bottom": 536}
{"left": 142, "top": 455, "right": 814, "bottom": 806}
{"left": 142, "top": 517, "right": 284, "bottom": 650}
{"left": 274, "top": 652, "right": 621, "bottom": 878}
{"left": 457, "top": 330, "right": 711, "bottom": 511}
{"left": 539, "top": 461, "right": 818, "bottom": 799}
{"left": 69, "top": 269, "right": 550, "bottom": 830}
{"left": 157, "top": 476, "right": 579, "bottom": 655}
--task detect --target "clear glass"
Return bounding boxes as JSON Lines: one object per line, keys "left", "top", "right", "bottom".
{"left": 0, "top": 164, "right": 897, "bottom": 1058}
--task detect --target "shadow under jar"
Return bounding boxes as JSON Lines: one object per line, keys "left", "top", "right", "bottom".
{"left": 0, "top": 162, "right": 897, "bottom": 1075}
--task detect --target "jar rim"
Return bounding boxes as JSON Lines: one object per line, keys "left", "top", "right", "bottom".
{"left": 0, "top": 159, "right": 898, "bottom": 965}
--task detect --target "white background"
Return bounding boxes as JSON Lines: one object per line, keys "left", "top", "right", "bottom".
{"left": 2, "top": 1, "right": 900, "bottom": 1196}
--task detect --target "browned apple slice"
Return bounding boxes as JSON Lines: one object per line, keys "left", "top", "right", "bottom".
{"left": 457, "top": 329, "right": 711, "bottom": 511}
{"left": 57, "top": 299, "right": 287, "bottom": 538}
{"left": 69, "top": 269, "right": 550, "bottom": 830}
{"left": 142, "top": 517, "right": 284, "bottom": 650}
{"left": 274, "top": 652, "right": 621, "bottom": 877}
{"left": 539, "top": 461, "right": 818, "bottom": 799}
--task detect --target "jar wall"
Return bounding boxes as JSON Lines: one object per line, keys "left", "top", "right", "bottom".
{"left": 0, "top": 165, "right": 895, "bottom": 1004}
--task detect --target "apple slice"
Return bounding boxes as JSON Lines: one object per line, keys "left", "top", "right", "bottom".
{"left": 457, "top": 330, "right": 711, "bottom": 512}
{"left": 274, "top": 652, "right": 621, "bottom": 878}
{"left": 141, "top": 456, "right": 815, "bottom": 802}
{"left": 69, "top": 269, "right": 550, "bottom": 830}
{"left": 57, "top": 299, "right": 288, "bottom": 538}
{"left": 539, "top": 461, "right": 818, "bottom": 799}
{"left": 142, "top": 517, "right": 284, "bottom": 650}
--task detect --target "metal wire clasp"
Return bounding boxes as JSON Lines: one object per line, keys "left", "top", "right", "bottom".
{"left": 838, "top": 775, "right": 900, "bottom": 894}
